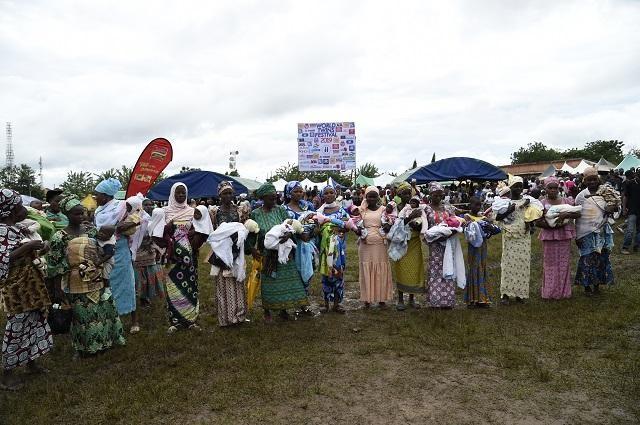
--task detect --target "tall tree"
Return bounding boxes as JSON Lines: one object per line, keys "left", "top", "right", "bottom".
{"left": 61, "top": 171, "right": 95, "bottom": 198}
{"left": 581, "top": 140, "right": 624, "bottom": 164}
{"left": 95, "top": 165, "right": 132, "bottom": 188}
{"left": 356, "top": 162, "right": 379, "bottom": 178}
{"left": 431, "top": 153, "right": 436, "bottom": 163}
{"left": 510, "top": 142, "right": 561, "bottom": 164}
{"left": 0, "top": 164, "right": 44, "bottom": 199}
{"left": 411, "top": 159, "right": 418, "bottom": 169}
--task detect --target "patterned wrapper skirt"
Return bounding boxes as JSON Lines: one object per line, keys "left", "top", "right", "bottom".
{"left": 2, "top": 310, "right": 53, "bottom": 370}
{"left": 426, "top": 243, "right": 456, "bottom": 307}
{"left": 134, "top": 264, "right": 166, "bottom": 301}
{"left": 464, "top": 242, "right": 491, "bottom": 305}
{"left": 166, "top": 243, "right": 199, "bottom": 328}
{"left": 260, "top": 260, "right": 308, "bottom": 311}
{"left": 69, "top": 290, "right": 126, "bottom": 354}
{"left": 500, "top": 235, "right": 531, "bottom": 299}
{"left": 575, "top": 250, "right": 614, "bottom": 287}
{"left": 541, "top": 239, "right": 573, "bottom": 299}
{"left": 215, "top": 273, "right": 247, "bottom": 327}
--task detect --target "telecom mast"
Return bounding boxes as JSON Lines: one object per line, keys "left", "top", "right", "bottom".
{"left": 5, "top": 122, "right": 14, "bottom": 168}
{"left": 39, "top": 156, "right": 44, "bottom": 188}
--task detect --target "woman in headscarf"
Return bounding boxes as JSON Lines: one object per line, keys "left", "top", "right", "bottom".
{"left": 536, "top": 176, "right": 580, "bottom": 299}
{"left": 392, "top": 182, "right": 426, "bottom": 310}
{"left": 358, "top": 186, "right": 393, "bottom": 308}
{"left": 495, "top": 175, "right": 531, "bottom": 305}
{"left": 151, "top": 183, "right": 203, "bottom": 333}
{"left": 424, "top": 182, "right": 459, "bottom": 309}
{"left": 93, "top": 178, "right": 139, "bottom": 333}
{"left": 46, "top": 194, "right": 125, "bottom": 360}
{"left": 45, "top": 189, "right": 68, "bottom": 231}
{"left": 0, "top": 189, "right": 53, "bottom": 391}
{"left": 317, "top": 185, "right": 350, "bottom": 313}
{"left": 248, "top": 182, "right": 308, "bottom": 322}
{"left": 284, "top": 180, "right": 315, "bottom": 220}
{"left": 133, "top": 198, "right": 166, "bottom": 309}
{"left": 209, "top": 181, "right": 250, "bottom": 327}
{"left": 574, "top": 167, "right": 617, "bottom": 295}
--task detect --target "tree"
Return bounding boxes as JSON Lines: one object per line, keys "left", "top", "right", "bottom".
{"left": 0, "top": 164, "right": 44, "bottom": 199}
{"left": 510, "top": 142, "right": 561, "bottom": 164}
{"left": 61, "top": 171, "right": 95, "bottom": 198}
{"left": 431, "top": 153, "right": 436, "bottom": 163}
{"left": 582, "top": 140, "right": 624, "bottom": 164}
{"left": 266, "top": 162, "right": 352, "bottom": 187}
{"left": 95, "top": 165, "right": 132, "bottom": 188}
{"left": 510, "top": 140, "right": 625, "bottom": 165}
{"left": 356, "top": 162, "right": 379, "bottom": 178}
{"left": 411, "top": 159, "right": 418, "bottom": 169}
{"left": 225, "top": 170, "right": 240, "bottom": 177}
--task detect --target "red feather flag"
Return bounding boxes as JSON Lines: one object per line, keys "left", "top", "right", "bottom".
{"left": 125, "top": 138, "right": 173, "bottom": 198}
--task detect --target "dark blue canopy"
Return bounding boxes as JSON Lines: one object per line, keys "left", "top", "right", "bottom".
{"left": 406, "top": 157, "right": 506, "bottom": 183}
{"left": 147, "top": 170, "right": 249, "bottom": 201}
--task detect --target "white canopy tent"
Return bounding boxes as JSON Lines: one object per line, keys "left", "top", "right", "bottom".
{"left": 596, "top": 157, "right": 616, "bottom": 172}
{"left": 373, "top": 173, "right": 395, "bottom": 187}
{"left": 573, "top": 159, "right": 595, "bottom": 174}
{"left": 272, "top": 178, "right": 287, "bottom": 192}
{"left": 560, "top": 162, "right": 576, "bottom": 173}
{"left": 300, "top": 178, "right": 323, "bottom": 189}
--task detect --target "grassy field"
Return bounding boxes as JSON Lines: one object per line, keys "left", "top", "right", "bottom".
{"left": 1, "top": 232, "right": 639, "bottom": 424}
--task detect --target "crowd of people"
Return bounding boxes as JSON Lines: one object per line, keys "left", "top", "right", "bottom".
{"left": 1, "top": 164, "right": 636, "bottom": 391}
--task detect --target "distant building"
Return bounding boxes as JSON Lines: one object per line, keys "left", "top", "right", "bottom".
{"left": 500, "top": 158, "right": 588, "bottom": 177}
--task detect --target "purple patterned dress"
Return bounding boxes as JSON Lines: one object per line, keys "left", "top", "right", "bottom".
{"left": 425, "top": 205, "right": 457, "bottom": 308}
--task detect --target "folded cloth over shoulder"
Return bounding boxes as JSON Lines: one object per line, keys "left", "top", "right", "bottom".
{"left": 207, "top": 222, "right": 249, "bottom": 282}
{"left": 545, "top": 205, "right": 582, "bottom": 228}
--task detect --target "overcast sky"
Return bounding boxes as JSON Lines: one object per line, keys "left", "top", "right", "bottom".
{"left": 1, "top": 0, "right": 639, "bottom": 186}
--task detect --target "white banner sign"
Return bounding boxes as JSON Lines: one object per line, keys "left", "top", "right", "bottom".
{"left": 297, "top": 122, "right": 356, "bottom": 172}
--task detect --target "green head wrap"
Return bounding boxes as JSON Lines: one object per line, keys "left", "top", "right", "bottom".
{"left": 255, "top": 182, "right": 276, "bottom": 198}
{"left": 59, "top": 195, "right": 82, "bottom": 214}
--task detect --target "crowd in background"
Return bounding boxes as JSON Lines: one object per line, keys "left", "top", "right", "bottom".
{"left": 1, "top": 165, "right": 638, "bottom": 391}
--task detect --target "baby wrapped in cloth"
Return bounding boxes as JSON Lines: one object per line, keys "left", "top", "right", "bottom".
{"left": 491, "top": 180, "right": 543, "bottom": 223}
{"left": 65, "top": 236, "right": 106, "bottom": 303}
{"left": 263, "top": 219, "right": 304, "bottom": 264}
{"left": 207, "top": 219, "right": 260, "bottom": 282}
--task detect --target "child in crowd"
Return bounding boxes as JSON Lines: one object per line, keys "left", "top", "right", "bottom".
{"left": 96, "top": 225, "right": 117, "bottom": 283}
{"left": 346, "top": 205, "right": 367, "bottom": 239}
{"left": 380, "top": 201, "right": 397, "bottom": 236}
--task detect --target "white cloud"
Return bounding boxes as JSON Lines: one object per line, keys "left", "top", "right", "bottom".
{"left": 0, "top": 0, "right": 639, "bottom": 187}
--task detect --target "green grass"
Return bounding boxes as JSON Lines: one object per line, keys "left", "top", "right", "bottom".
{"left": 1, "top": 232, "right": 639, "bottom": 424}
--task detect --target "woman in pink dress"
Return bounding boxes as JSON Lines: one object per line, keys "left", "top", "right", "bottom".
{"left": 537, "top": 176, "right": 581, "bottom": 299}
{"left": 358, "top": 186, "right": 393, "bottom": 308}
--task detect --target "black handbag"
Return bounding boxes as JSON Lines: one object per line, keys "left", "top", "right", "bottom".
{"left": 48, "top": 303, "right": 72, "bottom": 334}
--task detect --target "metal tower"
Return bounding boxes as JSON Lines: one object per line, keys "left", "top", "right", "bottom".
{"left": 5, "top": 122, "right": 14, "bottom": 168}
{"left": 39, "top": 156, "right": 44, "bottom": 188}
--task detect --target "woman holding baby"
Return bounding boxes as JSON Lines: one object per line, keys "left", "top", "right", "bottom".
{"left": 392, "top": 182, "right": 426, "bottom": 310}
{"left": 47, "top": 194, "right": 125, "bottom": 358}
{"left": 535, "top": 176, "right": 580, "bottom": 299}
{"left": 248, "top": 182, "right": 308, "bottom": 323}
{"left": 424, "top": 182, "right": 459, "bottom": 309}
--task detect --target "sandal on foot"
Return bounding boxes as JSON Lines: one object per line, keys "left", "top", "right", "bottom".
{"left": 129, "top": 325, "right": 140, "bottom": 334}
{"left": 396, "top": 303, "right": 407, "bottom": 311}
{"left": 332, "top": 305, "right": 346, "bottom": 314}
{"left": 167, "top": 326, "right": 179, "bottom": 335}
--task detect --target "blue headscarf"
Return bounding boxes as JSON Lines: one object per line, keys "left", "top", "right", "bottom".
{"left": 284, "top": 181, "right": 302, "bottom": 200}
{"left": 95, "top": 178, "right": 122, "bottom": 197}
{"left": 321, "top": 185, "right": 335, "bottom": 195}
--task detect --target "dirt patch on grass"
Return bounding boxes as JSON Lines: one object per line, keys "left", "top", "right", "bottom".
{"left": 187, "top": 353, "right": 628, "bottom": 425}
